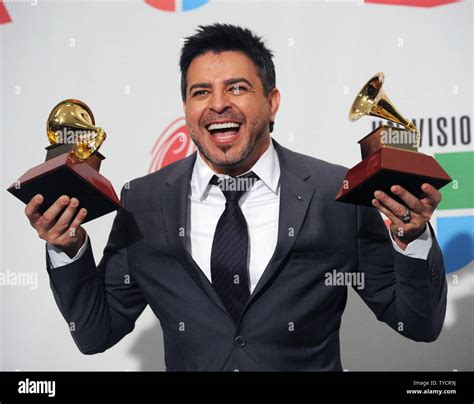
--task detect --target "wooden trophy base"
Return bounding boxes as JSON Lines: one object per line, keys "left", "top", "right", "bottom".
{"left": 7, "top": 146, "right": 121, "bottom": 223}
{"left": 335, "top": 147, "right": 452, "bottom": 207}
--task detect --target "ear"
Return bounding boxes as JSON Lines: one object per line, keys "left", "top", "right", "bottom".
{"left": 268, "top": 88, "right": 280, "bottom": 122}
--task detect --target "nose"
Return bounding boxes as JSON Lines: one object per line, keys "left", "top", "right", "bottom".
{"left": 209, "top": 90, "right": 231, "bottom": 114}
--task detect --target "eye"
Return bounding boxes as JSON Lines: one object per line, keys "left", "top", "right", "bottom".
{"left": 229, "top": 85, "right": 248, "bottom": 95}
{"left": 192, "top": 90, "right": 209, "bottom": 97}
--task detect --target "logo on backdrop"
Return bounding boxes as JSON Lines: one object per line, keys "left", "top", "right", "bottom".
{"left": 433, "top": 151, "right": 473, "bottom": 274}
{"left": 365, "top": 0, "right": 460, "bottom": 7}
{"left": 0, "top": 0, "right": 210, "bottom": 24}
{"left": 434, "top": 150, "right": 473, "bottom": 328}
{"left": 1, "top": 0, "right": 462, "bottom": 24}
{"left": 145, "top": 0, "right": 209, "bottom": 12}
{"left": 0, "top": 1, "right": 12, "bottom": 24}
{"left": 1, "top": 0, "right": 464, "bottom": 25}
{"left": 149, "top": 117, "right": 196, "bottom": 173}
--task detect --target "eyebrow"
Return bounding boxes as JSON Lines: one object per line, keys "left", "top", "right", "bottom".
{"left": 188, "top": 77, "right": 254, "bottom": 95}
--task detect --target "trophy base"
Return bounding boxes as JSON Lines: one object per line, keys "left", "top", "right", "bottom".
{"left": 335, "top": 147, "right": 452, "bottom": 207}
{"left": 7, "top": 153, "right": 121, "bottom": 223}
{"left": 45, "top": 143, "right": 105, "bottom": 171}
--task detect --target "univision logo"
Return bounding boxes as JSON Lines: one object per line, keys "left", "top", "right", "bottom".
{"left": 145, "top": 0, "right": 209, "bottom": 12}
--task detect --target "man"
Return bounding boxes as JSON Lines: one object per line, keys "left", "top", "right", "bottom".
{"left": 25, "top": 24, "right": 447, "bottom": 371}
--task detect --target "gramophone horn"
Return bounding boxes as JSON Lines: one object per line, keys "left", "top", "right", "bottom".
{"left": 349, "top": 72, "right": 418, "bottom": 135}
{"left": 47, "top": 99, "right": 106, "bottom": 161}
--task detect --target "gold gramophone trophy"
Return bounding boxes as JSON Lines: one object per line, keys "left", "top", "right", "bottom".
{"left": 335, "top": 73, "right": 452, "bottom": 206}
{"left": 7, "top": 99, "right": 121, "bottom": 222}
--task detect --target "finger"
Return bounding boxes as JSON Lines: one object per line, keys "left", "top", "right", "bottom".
{"left": 25, "top": 194, "right": 44, "bottom": 225}
{"left": 390, "top": 185, "right": 425, "bottom": 214}
{"left": 372, "top": 198, "right": 404, "bottom": 227}
{"left": 67, "top": 208, "right": 88, "bottom": 237}
{"left": 41, "top": 195, "right": 70, "bottom": 229}
{"left": 421, "top": 183, "right": 442, "bottom": 207}
{"left": 50, "top": 198, "right": 80, "bottom": 235}
{"left": 374, "top": 190, "right": 412, "bottom": 220}
{"left": 55, "top": 208, "right": 87, "bottom": 245}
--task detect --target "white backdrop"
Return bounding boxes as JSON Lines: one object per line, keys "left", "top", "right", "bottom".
{"left": 1, "top": 0, "right": 472, "bottom": 370}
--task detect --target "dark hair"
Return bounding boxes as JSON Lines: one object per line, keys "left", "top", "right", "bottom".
{"left": 179, "top": 24, "right": 276, "bottom": 131}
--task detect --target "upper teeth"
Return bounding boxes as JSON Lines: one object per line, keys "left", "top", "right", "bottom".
{"left": 207, "top": 122, "right": 240, "bottom": 131}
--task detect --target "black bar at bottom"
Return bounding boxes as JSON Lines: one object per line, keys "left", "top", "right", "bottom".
{"left": 0, "top": 371, "right": 472, "bottom": 403}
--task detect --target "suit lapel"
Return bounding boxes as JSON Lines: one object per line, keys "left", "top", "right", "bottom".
{"left": 157, "top": 153, "right": 229, "bottom": 316}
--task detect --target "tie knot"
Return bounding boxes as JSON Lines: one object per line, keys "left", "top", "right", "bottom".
{"left": 210, "top": 172, "right": 259, "bottom": 203}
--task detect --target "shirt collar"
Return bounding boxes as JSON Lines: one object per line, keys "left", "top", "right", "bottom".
{"left": 191, "top": 139, "right": 280, "bottom": 200}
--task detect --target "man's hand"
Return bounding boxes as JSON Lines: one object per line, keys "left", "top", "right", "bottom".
{"left": 371, "top": 183, "right": 442, "bottom": 250}
{"left": 24, "top": 194, "right": 88, "bottom": 258}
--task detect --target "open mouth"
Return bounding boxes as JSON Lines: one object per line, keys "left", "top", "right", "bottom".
{"left": 205, "top": 121, "right": 242, "bottom": 144}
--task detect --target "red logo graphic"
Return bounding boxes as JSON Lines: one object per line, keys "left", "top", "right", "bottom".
{"left": 145, "top": 0, "right": 175, "bottom": 12}
{"left": 145, "top": 0, "right": 209, "bottom": 12}
{"left": 149, "top": 117, "right": 196, "bottom": 173}
{"left": 0, "top": 1, "right": 12, "bottom": 24}
{"left": 366, "top": 0, "right": 460, "bottom": 7}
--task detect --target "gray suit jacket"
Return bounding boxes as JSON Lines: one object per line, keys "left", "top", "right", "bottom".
{"left": 46, "top": 139, "right": 447, "bottom": 371}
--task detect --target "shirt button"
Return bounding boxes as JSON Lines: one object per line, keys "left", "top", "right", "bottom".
{"left": 234, "top": 336, "right": 246, "bottom": 347}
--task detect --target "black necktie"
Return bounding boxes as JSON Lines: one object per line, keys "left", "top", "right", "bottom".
{"left": 210, "top": 172, "right": 259, "bottom": 323}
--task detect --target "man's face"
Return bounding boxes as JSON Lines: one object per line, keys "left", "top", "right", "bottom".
{"left": 183, "top": 51, "right": 280, "bottom": 173}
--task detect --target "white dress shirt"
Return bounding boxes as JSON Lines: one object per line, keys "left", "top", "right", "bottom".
{"left": 47, "top": 140, "right": 433, "bottom": 292}
{"left": 187, "top": 141, "right": 280, "bottom": 293}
